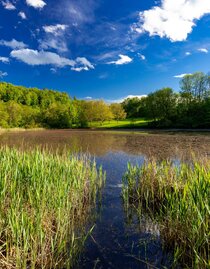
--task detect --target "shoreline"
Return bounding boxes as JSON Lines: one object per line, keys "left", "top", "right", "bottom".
{"left": 1, "top": 127, "right": 210, "bottom": 133}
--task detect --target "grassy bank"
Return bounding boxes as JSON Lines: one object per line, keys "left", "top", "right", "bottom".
{"left": 88, "top": 118, "right": 149, "bottom": 129}
{"left": 0, "top": 147, "right": 104, "bottom": 269}
{"left": 122, "top": 159, "right": 209, "bottom": 268}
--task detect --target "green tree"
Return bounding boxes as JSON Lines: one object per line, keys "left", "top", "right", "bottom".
{"left": 110, "top": 103, "right": 126, "bottom": 122}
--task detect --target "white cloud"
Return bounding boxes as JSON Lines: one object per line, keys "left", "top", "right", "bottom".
{"left": 43, "top": 24, "right": 68, "bottom": 36}
{"left": 76, "top": 57, "right": 94, "bottom": 69}
{"left": 10, "top": 48, "right": 94, "bottom": 72}
{"left": 174, "top": 73, "right": 192, "bottom": 78}
{"left": 39, "top": 38, "right": 68, "bottom": 53}
{"left": 108, "top": 54, "right": 133, "bottom": 65}
{"left": 198, "top": 48, "right": 208, "bottom": 53}
{"left": 138, "top": 53, "right": 146, "bottom": 60}
{"left": 0, "top": 57, "right": 9, "bottom": 63}
{"left": 84, "top": 96, "right": 92, "bottom": 100}
{"left": 71, "top": 58, "right": 94, "bottom": 72}
{"left": 1, "top": 1, "right": 16, "bottom": 10}
{"left": 26, "top": 0, "right": 46, "bottom": 9}
{"left": 18, "top": 11, "right": 27, "bottom": 19}
{"left": 137, "top": 0, "right": 210, "bottom": 42}
{"left": 0, "top": 71, "right": 8, "bottom": 78}
{"left": 108, "top": 95, "right": 147, "bottom": 104}
{"left": 71, "top": 67, "right": 89, "bottom": 72}
{"left": 40, "top": 25, "right": 69, "bottom": 53}
{"left": 0, "top": 39, "right": 27, "bottom": 49}
{"left": 10, "top": 49, "right": 75, "bottom": 67}
{"left": 185, "top": 51, "right": 191, "bottom": 56}
{"left": 50, "top": 67, "right": 57, "bottom": 73}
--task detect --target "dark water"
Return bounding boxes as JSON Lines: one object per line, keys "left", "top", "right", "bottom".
{"left": 1, "top": 130, "right": 210, "bottom": 269}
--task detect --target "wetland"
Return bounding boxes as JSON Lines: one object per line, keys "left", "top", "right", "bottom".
{"left": 0, "top": 129, "right": 209, "bottom": 268}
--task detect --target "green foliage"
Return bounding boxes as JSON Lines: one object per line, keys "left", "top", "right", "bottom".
{"left": 123, "top": 159, "right": 210, "bottom": 268}
{"left": 0, "top": 147, "right": 104, "bottom": 268}
{"left": 82, "top": 100, "right": 113, "bottom": 125}
{"left": 1, "top": 71, "right": 210, "bottom": 130}
{"left": 122, "top": 97, "right": 147, "bottom": 118}
{"left": 110, "top": 103, "right": 126, "bottom": 121}
{"left": 0, "top": 82, "right": 76, "bottom": 129}
{"left": 122, "top": 72, "right": 210, "bottom": 128}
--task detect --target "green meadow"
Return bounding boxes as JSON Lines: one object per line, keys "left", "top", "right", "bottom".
{"left": 88, "top": 118, "right": 149, "bottom": 129}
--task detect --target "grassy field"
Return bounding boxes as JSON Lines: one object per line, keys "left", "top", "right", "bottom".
{"left": 88, "top": 118, "right": 149, "bottom": 129}
{"left": 0, "top": 147, "right": 104, "bottom": 269}
{"left": 122, "top": 159, "right": 210, "bottom": 268}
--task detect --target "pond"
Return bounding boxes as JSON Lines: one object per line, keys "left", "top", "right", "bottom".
{"left": 1, "top": 129, "right": 210, "bottom": 268}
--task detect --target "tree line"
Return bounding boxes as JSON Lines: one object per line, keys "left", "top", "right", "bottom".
{"left": 0, "top": 71, "right": 209, "bottom": 129}
{"left": 122, "top": 72, "right": 210, "bottom": 128}
{"left": 0, "top": 82, "right": 126, "bottom": 128}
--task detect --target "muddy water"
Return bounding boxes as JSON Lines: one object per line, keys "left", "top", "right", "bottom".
{"left": 1, "top": 130, "right": 210, "bottom": 268}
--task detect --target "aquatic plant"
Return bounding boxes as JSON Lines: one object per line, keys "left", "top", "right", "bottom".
{"left": 122, "top": 159, "right": 210, "bottom": 268}
{"left": 0, "top": 147, "right": 104, "bottom": 268}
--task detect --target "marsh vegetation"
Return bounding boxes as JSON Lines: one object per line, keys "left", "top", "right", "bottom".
{"left": 122, "top": 158, "right": 210, "bottom": 268}
{"left": 0, "top": 147, "right": 104, "bottom": 268}
{"left": 0, "top": 130, "right": 209, "bottom": 268}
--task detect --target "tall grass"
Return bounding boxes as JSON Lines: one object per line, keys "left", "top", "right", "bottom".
{"left": 122, "top": 159, "right": 210, "bottom": 268}
{"left": 0, "top": 147, "right": 104, "bottom": 268}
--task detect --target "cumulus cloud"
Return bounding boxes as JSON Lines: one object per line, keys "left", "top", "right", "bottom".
{"left": 0, "top": 39, "right": 27, "bottom": 49}
{"left": 185, "top": 51, "right": 191, "bottom": 56}
{"left": 43, "top": 24, "right": 68, "bottom": 35}
{"left": 1, "top": 1, "right": 15, "bottom": 10}
{"left": 108, "top": 54, "right": 132, "bottom": 65}
{"left": 136, "top": 0, "right": 210, "bottom": 42}
{"left": 18, "top": 11, "right": 27, "bottom": 19}
{"left": 26, "top": 0, "right": 46, "bottom": 9}
{"left": 0, "top": 71, "right": 8, "bottom": 78}
{"left": 198, "top": 48, "right": 208, "bottom": 53}
{"left": 107, "top": 95, "right": 147, "bottom": 104}
{"left": 174, "top": 73, "right": 192, "bottom": 78}
{"left": 10, "top": 48, "right": 94, "bottom": 72}
{"left": 0, "top": 57, "right": 9, "bottom": 63}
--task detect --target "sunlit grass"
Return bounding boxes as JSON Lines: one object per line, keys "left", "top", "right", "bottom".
{"left": 122, "top": 159, "right": 210, "bottom": 268}
{"left": 0, "top": 147, "right": 104, "bottom": 268}
{"left": 88, "top": 118, "right": 149, "bottom": 129}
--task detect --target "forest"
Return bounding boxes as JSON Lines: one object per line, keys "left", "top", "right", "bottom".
{"left": 0, "top": 71, "right": 209, "bottom": 129}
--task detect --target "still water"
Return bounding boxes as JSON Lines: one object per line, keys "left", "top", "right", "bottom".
{"left": 1, "top": 130, "right": 210, "bottom": 269}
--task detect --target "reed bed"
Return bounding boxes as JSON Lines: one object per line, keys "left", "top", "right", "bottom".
{"left": 0, "top": 147, "right": 104, "bottom": 269}
{"left": 122, "top": 159, "right": 210, "bottom": 268}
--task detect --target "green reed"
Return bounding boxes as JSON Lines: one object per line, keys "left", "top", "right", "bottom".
{"left": 122, "top": 159, "right": 210, "bottom": 268}
{"left": 0, "top": 147, "right": 104, "bottom": 269}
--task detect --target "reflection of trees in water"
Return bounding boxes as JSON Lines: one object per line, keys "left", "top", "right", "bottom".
{"left": 0, "top": 130, "right": 210, "bottom": 160}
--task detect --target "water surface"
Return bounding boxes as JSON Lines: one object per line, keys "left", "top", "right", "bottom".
{"left": 1, "top": 130, "right": 210, "bottom": 268}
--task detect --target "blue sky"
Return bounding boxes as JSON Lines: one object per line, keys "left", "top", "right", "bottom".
{"left": 0, "top": 0, "right": 210, "bottom": 102}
